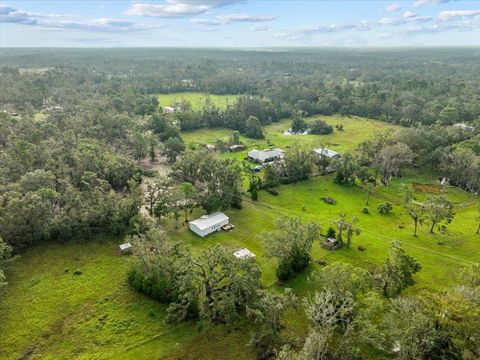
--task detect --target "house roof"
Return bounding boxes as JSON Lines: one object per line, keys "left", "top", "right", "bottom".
{"left": 233, "top": 248, "right": 255, "bottom": 259}
{"left": 314, "top": 148, "right": 339, "bottom": 158}
{"left": 190, "top": 212, "right": 229, "bottom": 231}
{"left": 248, "top": 148, "right": 284, "bottom": 162}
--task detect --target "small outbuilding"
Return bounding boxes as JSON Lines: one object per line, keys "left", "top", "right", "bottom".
{"left": 119, "top": 242, "right": 132, "bottom": 253}
{"left": 163, "top": 106, "right": 175, "bottom": 114}
{"left": 189, "top": 212, "right": 229, "bottom": 237}
{"left": 321, "top": 237, "right": 340, "bottom": 249}
{"left": 233, "top": 248, "right": 256, "bottom": 259}
{"left": 314, "top": 148, "right": 340, "bottom": 158}
{"left": 229, "top": 144, "right": 245, "bottom": 152}
{"left": 284, "top": 128, "right": 309, "bottom": 136}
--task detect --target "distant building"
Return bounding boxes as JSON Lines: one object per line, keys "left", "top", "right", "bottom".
{"left": 189, "top": 212, "right": 229, "bottom": 237}
{"left": 229, "top": 144, "right": 245, "bottom": 152}
{"left": 163, "top": 106, "right": 175, "bottom": 114}
{"left": 119, "top": 242, "right": 132, "bottom": 253}
{"left": 284, "top": 128, "right": 309, "bottom": 136}
{"left": 314, "top": 148, "right": 340, "bottom": 158}
{"left": 453, "top": 123, "right": 474, "bottom": 131}
{"left": 248, "top": 148, "right": 285, "bottom": 164}
{"left": 233, "top": 248, "right": 256, "bottom": 259}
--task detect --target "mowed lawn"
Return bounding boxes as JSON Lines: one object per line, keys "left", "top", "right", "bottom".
{"left": 158, "top": 92, "right": 237, "bottom": 111}
{"left": 182, "top": 115, "right": 400, "bottom": 162}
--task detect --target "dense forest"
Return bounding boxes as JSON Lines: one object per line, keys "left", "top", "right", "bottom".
{"left": 1, "top": 48, "right": 480, "bottom": 360}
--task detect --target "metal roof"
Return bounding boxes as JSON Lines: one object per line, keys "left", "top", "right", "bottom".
{"left": 189, "top": 212, "right": 229, "bottom": 231}
{"left": 233, "top": 248, "right": 255, "bottom": 259}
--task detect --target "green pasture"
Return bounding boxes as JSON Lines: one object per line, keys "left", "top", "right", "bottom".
{"left": 182, "top": 115, "right": 400, "bottom": 162}
{"left": 158, "top": 92, "right": 237, "bottom": 110}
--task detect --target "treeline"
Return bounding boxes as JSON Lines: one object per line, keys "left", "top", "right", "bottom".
{"left": 1, "top": 48, "right": 480, "bottom": 128}
{"left": 0, "top": 111, "right": 142, "bottom": 250}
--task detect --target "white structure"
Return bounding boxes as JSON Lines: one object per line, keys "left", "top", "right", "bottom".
{"left": 453, "top": 123, "right": 474, "bottom": 131}
{"left": 233, "top": 248, "right": 256, "bottom": 259}
{"left": 248, "top": 148, "right": 285, "bottom": 164}
{"left": 189, "top": 212, "right": 229, "bottom": 237}
{"left": 119, "top": 242, "right": 132, "bottom": 253}
{"left": 284, "top": 128, "right": 309, "bottom": 136}
{"left": 163, "top": 106, "right": 175, "bottom": 114}
{"left": 314, "top": 147, "right": 340, "bottom": 158}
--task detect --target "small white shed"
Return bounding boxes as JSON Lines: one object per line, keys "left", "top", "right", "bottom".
{"left": 119, "top": 242, "right": 132, "bottom": 253}
{"left": 233, "top": 248, "right": 256, "bottom": 259}
{"left": 189, "top": 212, "right": 229, "bottom": 237}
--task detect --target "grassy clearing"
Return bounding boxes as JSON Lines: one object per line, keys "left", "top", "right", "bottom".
{"left": 182, "top": 115, "right": 400, "bottom": 162}
{"left": 0, "top": 237, "right": 199, "bottom": 360}
{"left": 158, "top": 92, "right": 238, "bottom": 110}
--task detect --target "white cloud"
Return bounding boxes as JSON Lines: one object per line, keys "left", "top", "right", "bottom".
{"left": 251, "top": 24, "right": 269, "bottom": 31}
{"left": 0, "top": 5, "right": 159, "bottom": 33}
{"left": 403, "top": 11, "right": 416, "bottom": 19}
{"left": 192, "top": 13, "right": 276, "bottom": 26}
{"left": 386, "top": 4, "right": 401, "bottom": 12}
{"left": 413, "top": 0, "right": 449, "bottom": 7}
{"left": 124, "top": 0, "right": 243, "bottom": 18}
{"left": 438, "top": 10, "right": 480, "bottom": 21}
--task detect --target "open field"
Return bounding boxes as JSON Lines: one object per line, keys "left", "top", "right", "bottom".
{"left": 158, "top": 92, "right": 238, "bottom": 110}
{"left": 182, "top": 115, "right": 400, "bottom": 162}
{"left": 1, "top": 117, "right": 478, "bottom": 359}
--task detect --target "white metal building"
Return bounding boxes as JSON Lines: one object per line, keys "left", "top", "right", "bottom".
{"left": 233, "top": 248, "right": 256, "bottom": 259}
{"left": 314, "top": 147, "right": 340, "bottom": 158}
{"left": 248, "top": 148, "right": 285, "bottom": 164}
{"left": 189, "top": 212, "right": 229, "bottom": 237}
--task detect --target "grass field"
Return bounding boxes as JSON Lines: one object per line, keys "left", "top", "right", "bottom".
{"left": 182, "top": 115, "right": 399, "bottom": 162}
{"left": 158, "top": 92, "right": 237, "bottom": 110}
{"left": 1, "top": 117, "right": 479, "bottom": 359}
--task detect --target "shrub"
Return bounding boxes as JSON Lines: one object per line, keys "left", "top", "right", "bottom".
{"left": 127, "top": 267, "right": 177, "bottom": 303}
{"left": 276, "top": 260, "right": 294, "bottom": 281}
{"left": 310, "top": 119, "right": 334, "bottom": 135}
{"left": 326, "top": 227, "right": 336, "bottom": 239}
{"left": 321, "top": 196, "right": 337, "bottom": 205}
{"left": 276, "top": 250, "right": 310, "bottom": 281}
{"left": 378, "top": 202, "right": 393, "bottom": 214}
{"left": 265, "top": 187, "right": 279, "bottom": 196}
{"left": 362, "top": 207, "right": 369, "bottom": 214}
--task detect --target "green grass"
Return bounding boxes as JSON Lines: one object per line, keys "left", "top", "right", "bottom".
{"left": 158, "top": 92, "right": 238, "bottom": 110}
{"left": 2, "top": 116, "right": 479, "bottom": 359}
{"left": 182, "top": 115, "right": 400, "bottom": 162}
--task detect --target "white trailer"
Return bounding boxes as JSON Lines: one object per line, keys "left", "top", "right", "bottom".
{"left": 189, "top": 212, "right": 229, "bottom": 237}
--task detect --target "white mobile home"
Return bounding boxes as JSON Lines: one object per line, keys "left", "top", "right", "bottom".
{"left": 189, "top": 212, "right": 229, "bottom": 237}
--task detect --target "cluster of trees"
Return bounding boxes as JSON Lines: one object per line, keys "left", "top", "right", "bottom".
{"left": 128, "top": 227, "right": 262, "bottom": 324}
{"left": 263, "top": 148, "right": 316, "bottom": 188}
{"left": 144, "top": 149, "right": 243, "bottom": 223}
{"left": 0, "top": 112, "right": 143, "bottom": 252}
{"left": 402, "top": 185, "right": 455, "bottom": 237}
{"left": 279, "top": 261, "right": 479, "bottom": 360}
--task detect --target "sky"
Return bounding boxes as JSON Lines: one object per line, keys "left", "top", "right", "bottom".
{"left": 1, "top": 0, "right": 480, "bottom": 47}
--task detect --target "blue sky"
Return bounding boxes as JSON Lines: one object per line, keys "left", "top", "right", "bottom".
{"left": 1, "top": 0, "right": 479, "bottom": 47}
